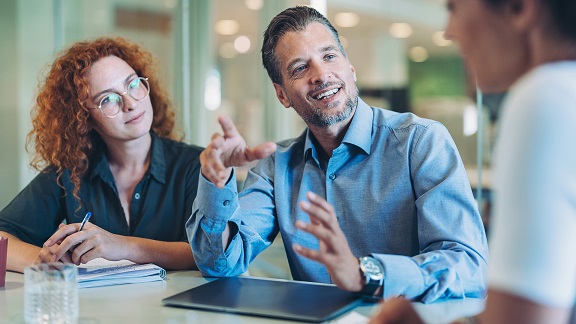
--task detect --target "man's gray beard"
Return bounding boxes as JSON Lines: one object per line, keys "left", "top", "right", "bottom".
{"left": 298, "top": 93, "right": 358, "bottom": 127}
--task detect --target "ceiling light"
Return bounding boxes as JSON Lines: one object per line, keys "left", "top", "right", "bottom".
{"left": 215, "top": 20, "right": 239, "bottom": 35}
{"left": 389, "top": 23, "right": 413, "bottom": 39}
{"left": 409, "top": 46, "right": 429, "bottom": 62}
{"left": 334, "top": 12, "right": 359, "bottom": 28}
{"left": 245, "top": 0, "right": 263, "bottom": 10}
{"left": 205, "top": 68, "right": 221, "bottom": 111}
{"left": 234, "top": 36, "right": 251, "bottom": 53}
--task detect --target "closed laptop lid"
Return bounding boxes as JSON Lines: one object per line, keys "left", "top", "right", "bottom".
{"left": 162, "top": 277, "right": 364, "bottom": 323}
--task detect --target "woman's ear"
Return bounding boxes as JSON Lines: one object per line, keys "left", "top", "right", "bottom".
{"left": 506, "top": 0, "right": 540, "bottom": 32}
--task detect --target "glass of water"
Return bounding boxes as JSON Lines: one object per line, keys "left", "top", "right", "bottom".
{"left": 24, "top": 263, "right": 78, "bottom": 324}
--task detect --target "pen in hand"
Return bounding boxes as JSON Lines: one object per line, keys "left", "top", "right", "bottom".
{"left": 78, "top": 212, "right": 92, "bottom": 232}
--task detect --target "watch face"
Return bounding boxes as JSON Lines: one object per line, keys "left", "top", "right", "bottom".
{"left": 360, "top": 257, "right": 384, "bottom": 280}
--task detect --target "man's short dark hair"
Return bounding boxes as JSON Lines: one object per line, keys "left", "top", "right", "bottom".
{"left": 261, "top": 6, "right": 346, "bottom": 86}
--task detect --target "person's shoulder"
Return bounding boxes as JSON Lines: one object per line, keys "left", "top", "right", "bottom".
{"left": 275, "top": 130, "right": 307, "bottom": 152}
{"left": 514, "top": 61, "right": 576, "bottom": 95}
{"left": 506, "top": 61, "right": 576, "bottom": 118}
{"left": 372, "top": 106, "right": 440, "bottom": 131}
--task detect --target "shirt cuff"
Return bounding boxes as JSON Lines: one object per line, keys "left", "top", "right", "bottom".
{"left": 375, "top": 254, "right": 424, "bottom": 299}
{"left": 196, "top": 169, "right": 239, "bottom": 221}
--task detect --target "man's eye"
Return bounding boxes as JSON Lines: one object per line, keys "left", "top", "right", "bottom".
{"left": 292, "top": 65, "right": 306, "bottom": 75}
{"left": 325, "top": 54, "right": 336, "bottom": 60}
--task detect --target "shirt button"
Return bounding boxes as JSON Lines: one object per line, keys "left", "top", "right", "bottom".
{"left": 223, "top": 200, "right": 230, "bottom": 206}
{"left": 134, "top": 193, "right": 140, "bottom": 199}
{"left": 329, "top": 174, "right": 336, "bottom": 180}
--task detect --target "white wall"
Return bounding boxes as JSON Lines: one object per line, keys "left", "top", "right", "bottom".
{"left": 0, "top": 0, "right": 20, "bottom": 209}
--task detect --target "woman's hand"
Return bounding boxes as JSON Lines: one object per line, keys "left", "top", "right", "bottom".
{"left": 369, "top": 298, "right": 424, "bottom": 324}
{"left": 41, "top": 222, "right": 127, "bottom": 265}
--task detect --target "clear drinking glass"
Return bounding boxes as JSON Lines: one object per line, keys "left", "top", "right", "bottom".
{"left": 24, "top": 263, "right": 78, "bottom": 324}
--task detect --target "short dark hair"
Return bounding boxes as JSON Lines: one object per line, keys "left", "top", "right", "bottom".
{"left": 261, "top": 6, "right": 346, "bottom": 85}
{"left": 483, "top": 0, "right": 576, "bottom": 40}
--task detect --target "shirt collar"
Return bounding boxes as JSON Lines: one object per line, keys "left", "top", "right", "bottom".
{"left": 147, "top": 131, "right": 166, "bottom": 184}
{"left": 341, "top": 97, "right": 372, "bottom": 155}
{"left": 90, "top": 131, "right": 166, "bottom": 184}
{"left": 303, "top": 97, "right": 373, "bottom": 160}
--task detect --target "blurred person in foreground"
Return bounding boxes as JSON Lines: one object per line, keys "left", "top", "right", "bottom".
{"left": 0, "top": 37, "right": 203, "bottom": 273}
{"left": 370, "top": 0, "right": 576, "bottom": 322}
{"left": 187, "top": 6, "right": 488, "bottom": 302}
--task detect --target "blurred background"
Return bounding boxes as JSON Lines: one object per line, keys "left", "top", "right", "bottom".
{"left": 0, "top": 0, "right": 501, "bottom": 278}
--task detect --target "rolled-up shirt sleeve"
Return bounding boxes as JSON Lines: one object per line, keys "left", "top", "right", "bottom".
{"left": 187, "top": 166, "right": 278, "bottom": 277}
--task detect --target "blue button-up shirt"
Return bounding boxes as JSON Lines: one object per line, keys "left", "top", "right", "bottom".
{"left": 187, "top": 98, "right": 488, "bottom": 302}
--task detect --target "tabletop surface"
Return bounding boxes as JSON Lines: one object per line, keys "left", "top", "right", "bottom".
{"left": 0, "top": 270, "right": 484, "bottom": 323}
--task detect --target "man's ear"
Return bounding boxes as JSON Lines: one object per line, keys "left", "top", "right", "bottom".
{"left": 273, "top": 83, "right": 292, "bottom": 108}
{"left": 350, "top": 64, "right": 357, "bottom": 82}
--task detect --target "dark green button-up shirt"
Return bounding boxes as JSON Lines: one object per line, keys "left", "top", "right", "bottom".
{"left": 0, "top": 131, "right": 202, "bottom": 247}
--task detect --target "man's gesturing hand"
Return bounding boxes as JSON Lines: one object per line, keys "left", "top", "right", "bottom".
{"left": 293, "top": 192, "right": 364, "bottom": 292}
{"left": 200, "top": 115, "right": 277, "bottom": 188}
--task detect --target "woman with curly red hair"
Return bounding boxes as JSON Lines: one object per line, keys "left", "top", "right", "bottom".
{"left": 0, "top": 37, "right": 203, "bottom": 272}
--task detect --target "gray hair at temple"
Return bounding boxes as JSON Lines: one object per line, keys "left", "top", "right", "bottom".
{"left": 261, "top": 6, "right": 347, "bottom": 86}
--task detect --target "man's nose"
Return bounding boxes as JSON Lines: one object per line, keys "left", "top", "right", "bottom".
{"left": 310, "top": 62, "right": 331, "bottom": 84}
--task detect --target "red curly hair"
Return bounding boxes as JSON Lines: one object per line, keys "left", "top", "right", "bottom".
{"left": 27, "top": 36, "right": 179, "bottom": 207}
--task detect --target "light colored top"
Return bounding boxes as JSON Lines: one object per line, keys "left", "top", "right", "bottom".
{"left": 490, "top": 61, "right": 576, "bottom": 307}
{"left": 187, "top": 98, "right": 488, "bottom": 302}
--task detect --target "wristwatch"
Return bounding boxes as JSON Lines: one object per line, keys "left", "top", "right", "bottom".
{"left": 358, "top": 256, "right": 384, "bottom": 295}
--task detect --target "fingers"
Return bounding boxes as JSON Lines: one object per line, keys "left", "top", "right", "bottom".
{"left": 200, "top": 144, "right": 231, "bottom": 188}
{"left": 201, "top": 115, "right": 277, "bottom": 188}
{"left": 218, "top": 115, "right": 240, "bottom": 138}
{"left": 36, "top": 242, "right": 75, "bottom": 264}
{"left": 58, "top": 251, "right": 73, "bottom": 264}
{"left": 36, "top": 245, "right": 59, "bottom": 263}
{"left": 293, "top": 243, "right": 324, "bottom": 263}
{"left": 51, "top": 230, "right": 89, "bottom": 262}
{"left": 295, "top": 219, "right": 334, "bottom": 245}
{"left": 69, "top": 239, "right": 96, "bottom": 265}
{"left": 199, "top": 116, "right": 242, "bottom": 187}
{"left": 50, "top": 222, "right": 101, "bottom": 262}
{"left": 245, "top": 142, "right": 277, "bottom": 161}
{"left": 368, "top": 298, "right": 424, "bottom": 324}
{"left": 299, "top": 192, "right": 337, "bottom": 228}
{"left": 44, "top": 223, "right": 81, "bottom": 247}
{"left": 296, "top": 192, "right": 341, "bottom": 245}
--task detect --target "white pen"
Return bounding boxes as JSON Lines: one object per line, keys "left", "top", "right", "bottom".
{"left": 78, "top": 212, "right": 92, "bottom": 232}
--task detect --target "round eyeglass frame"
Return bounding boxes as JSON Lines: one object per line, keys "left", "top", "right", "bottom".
{"left": 91, "top": 77, "right": 150, "bottom": 118}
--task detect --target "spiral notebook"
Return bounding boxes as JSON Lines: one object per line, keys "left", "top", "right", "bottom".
{"left": 162, "top": 277, "right": 363, "bottom": 323}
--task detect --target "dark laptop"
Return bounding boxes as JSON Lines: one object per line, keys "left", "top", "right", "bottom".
{"left": 162, "top": 277, "right": 364, "bottom": 323}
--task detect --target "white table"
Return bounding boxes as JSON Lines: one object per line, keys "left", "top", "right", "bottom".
{"left": 0, "top": 270, "right": 484, "bottom": 323}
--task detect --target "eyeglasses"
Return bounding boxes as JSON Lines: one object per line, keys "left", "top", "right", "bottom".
{"left": 91, "top": 77, "right": 150, "bottom": 118}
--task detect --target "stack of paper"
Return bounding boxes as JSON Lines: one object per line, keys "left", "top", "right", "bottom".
{"left": 77, "top": 258, "right": 166, "bottom": 288}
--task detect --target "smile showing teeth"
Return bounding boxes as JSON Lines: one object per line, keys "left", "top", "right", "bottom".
{"left": 314, "top": 88, "right": 339, "bottom": 100}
